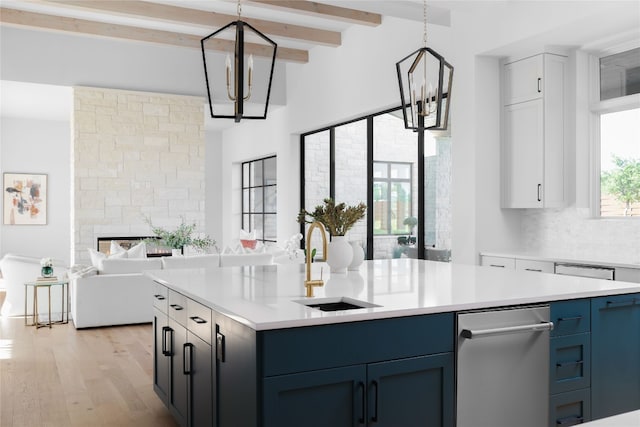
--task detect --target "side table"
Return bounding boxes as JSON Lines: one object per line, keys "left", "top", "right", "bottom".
{"left": 24, "top": 279, "right": 70, "bottom": 328}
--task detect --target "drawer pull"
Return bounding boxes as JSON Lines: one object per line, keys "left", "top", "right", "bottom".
{"left": 154, "top": 294, "right": 166, "bottom": 301}
{"left": 558, "top": 316, "right": 582, "bottom": 322}
{"left": 490, "top": 264, "right": 506, "bottom": 268}
{"left": 605, "top": 298, "right": 639, "bottom": 308}
{"left": 190, "top": 316, "right": 207, "bottom": 324}
{"left": 170, "top": 304, "right": 184, "bottom": 311}
{"left": 556, "top": 415, "right": 583, "bottom": 425}
{"left": 525, "top": 268, "right": 542, "bottom": 272}
{"left": 556, "top": 360, "right": 584, "bottom": 368}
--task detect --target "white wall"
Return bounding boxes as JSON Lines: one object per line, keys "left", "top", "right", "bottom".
{"left": 0, "top": 117, "right": 71, "bottom": 264}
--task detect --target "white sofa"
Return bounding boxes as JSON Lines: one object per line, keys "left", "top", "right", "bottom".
{"left": 0, "top": 253, "right": 69, "bottom": 318}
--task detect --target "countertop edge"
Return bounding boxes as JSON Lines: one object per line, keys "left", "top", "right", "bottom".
{"left": 480, "top": 251, "right": 640, "bottom": 270}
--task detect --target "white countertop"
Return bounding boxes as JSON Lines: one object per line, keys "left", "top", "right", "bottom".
{"left": 480, "top": 250, "right": 640, "bottom": 270}
{"left": 581, "top": 410, "right": 640, "bottom": 426}
{"left": 146, "top": 259, "right": 640, "bottom": 331}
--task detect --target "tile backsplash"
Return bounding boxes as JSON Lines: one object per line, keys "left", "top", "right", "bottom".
{"left": 522, "top": 207, "right": 640, "bottom": 265}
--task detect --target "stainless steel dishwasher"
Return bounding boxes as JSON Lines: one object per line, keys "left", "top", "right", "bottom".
{"left": 554, "top": 263, "right": 615, "bottom": 280}
{"left": 456, "top": 305, "right": 554, "bottom": 427}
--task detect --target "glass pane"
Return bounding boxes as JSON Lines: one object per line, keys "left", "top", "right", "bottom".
{"left": 335, "top": 119, "right": 367, "bottom": 243}
{"left": 390, "top": 163, "right": 411, "bottom": 179}
{"left": 250, "top": 187, "right": 263, "bottom": 212}
{"left": 242, "top": 189, "right": 250, "bottom": 213}
{"left": 424, "top": 131, "right": 452, "bottom": 260}
{"left": 304, "top": 130, "right": 330, "bottom": 212}
{"left": 600, "top": 108, "right": 640, "bottom": 217}
{"left": 264, "top": 157, "right": 277, "bottom": 185}
{"left": 264, "top": 214, "right": 277, "bottom": 241}
{"left": 264, "top": 186, "right": 277, "bottom": 213}
{"left": 250, "top": 161, "right": 263, "bottom": 187}
{"left": 600, "top": 48, "right": 640, "bottom": 101}
{"left": 373, "top": 182, "right": 389, "bottom": 235}
{"left": 242, "top": 214, "right": 250, "bottom": 231}
{"left": 250, "top": 214, "right": 264, "bottom": 240}
{"left": 242, "top": 163, "right": 250, "bottom": 189}
{"left": 373, "top": 112, "right": 417, "bottom": 259}
{"left": 373, "top": 162, "right": 387, "bottom": 178}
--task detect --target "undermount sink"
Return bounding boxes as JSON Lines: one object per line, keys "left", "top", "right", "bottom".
{"left": 294, "top": 297, "right": 380, "bottom": 312}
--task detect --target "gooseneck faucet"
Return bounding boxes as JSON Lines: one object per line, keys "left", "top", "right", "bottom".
{"left": 305, "top": 221, "right": 328, "bottom": 297}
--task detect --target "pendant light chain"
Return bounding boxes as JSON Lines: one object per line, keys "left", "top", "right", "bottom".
{"left": 423, "top": 0, "right": 427, "bottom": 48}
{"left": 237, "top": 0, "right": 242, "bottom": 20}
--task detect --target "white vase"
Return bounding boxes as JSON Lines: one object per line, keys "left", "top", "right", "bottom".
{"left": 171, "top": 248, "right": 182, "bottom": 257}
{"left": 326, "top": 236, "right": 353, "bottom": 274}
{"left": 348, "top": 241, "right": 365, "bottom": 271}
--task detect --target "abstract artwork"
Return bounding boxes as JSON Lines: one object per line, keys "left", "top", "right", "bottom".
{"left": 3, "top": 173, "right": 48, "bottom": 225}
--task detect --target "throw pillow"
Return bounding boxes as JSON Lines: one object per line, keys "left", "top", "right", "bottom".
{"left": 240, "top": 239, "right": 257, "bottom": 250}
{"left": 110, "top": 240, "right": 127, "bottom": 255}
{"left": 87, "top": 248, "right": 106, "bottom": 269}
{"left": 127, "top": 242, "right": 147, "bottom": 259}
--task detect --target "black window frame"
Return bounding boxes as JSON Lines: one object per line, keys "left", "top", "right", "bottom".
{"left": 241, "top": 155, "right": 277, "bottom": 243}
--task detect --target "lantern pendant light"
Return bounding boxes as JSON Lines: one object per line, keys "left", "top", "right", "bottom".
{"left": 396, "top": 0, "right": 453, "bottom": 131}
{"left": 201, "top": 0, "right": 277, "bottom": 122}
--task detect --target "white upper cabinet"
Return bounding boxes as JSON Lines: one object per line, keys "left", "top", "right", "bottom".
{"left": 502, "top": 53, "right": 567, "bottom": 208}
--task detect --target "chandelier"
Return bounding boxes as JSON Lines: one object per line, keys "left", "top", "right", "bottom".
{"left": 396, "top": 0, "right": 453, "bottom": 131}
{"left": 201, "top": 0, "right": 277, "bottom": 122}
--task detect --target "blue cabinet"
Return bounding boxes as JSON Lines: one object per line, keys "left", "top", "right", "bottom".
{"left": 591, "top": 293, "right": 640, "bottom": 419}
{"left": 549, "top": 299, "right": 591, "bottom": 427}
{"left": 262, "top": 353, "right": 454, "bottom": 427}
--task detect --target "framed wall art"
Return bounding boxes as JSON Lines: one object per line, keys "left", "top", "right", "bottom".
{"left": 3, "top": 173, "right": 48, "bottom": 225}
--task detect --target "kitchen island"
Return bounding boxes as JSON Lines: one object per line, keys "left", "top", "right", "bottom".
{"left": 147, "top": 259, "right": 640, "bottom": 427}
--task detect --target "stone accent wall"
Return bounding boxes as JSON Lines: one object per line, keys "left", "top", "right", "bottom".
{"left": 72, "top": 87, "right": 204, "bottom": 263}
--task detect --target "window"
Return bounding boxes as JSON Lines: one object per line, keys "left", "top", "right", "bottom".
{"left": 593, "top": 46, "right": 640, "bottom": 217}
{"left": 242, "top": 156, "right": 276, "bottom": 242}
{"left": 373, "top": 162, "right": 413, "bottom": 235}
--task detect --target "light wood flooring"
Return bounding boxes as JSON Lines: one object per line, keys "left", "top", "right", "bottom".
{"left": 0, "top": 316, "right": 178, "bottom": 427}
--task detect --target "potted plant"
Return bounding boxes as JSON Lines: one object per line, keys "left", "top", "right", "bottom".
{"left": 144, "top": 216, "right": 215, "bottom": 255}
{"left": 297, "top": 198, "right": 366, "bottom": 273}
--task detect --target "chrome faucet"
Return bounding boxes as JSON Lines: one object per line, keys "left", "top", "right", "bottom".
{"left": 305, "top": 221, "right": 328, "bottom": 297}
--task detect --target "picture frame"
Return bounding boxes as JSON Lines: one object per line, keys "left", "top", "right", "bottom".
{"left": 3, "top": 172, "right": 48, "bottom": 225}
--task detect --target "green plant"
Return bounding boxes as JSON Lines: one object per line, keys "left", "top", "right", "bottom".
{"left": 297, "top": 198, "right": 366, "bottom": 236}
{"left": 144, "top": 216, "right": 215, "bottom": 252}
{"left": 403, "top": 216, "right": 418, "bottom": 235}
{"left": 601, "top": 156, "right": 640, "bottom": 216}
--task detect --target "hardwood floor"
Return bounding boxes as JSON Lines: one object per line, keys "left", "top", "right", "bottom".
{"left": 0, "top": 316, "right": 178, "bottom": 427}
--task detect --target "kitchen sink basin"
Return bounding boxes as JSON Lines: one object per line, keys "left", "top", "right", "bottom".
{"left": 294, "top": 297, "right": 380, "bottom": 312}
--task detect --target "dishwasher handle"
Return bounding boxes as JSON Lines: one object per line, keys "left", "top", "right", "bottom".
{"left": 461, "top": 321, "right": 554, "bottom": 339}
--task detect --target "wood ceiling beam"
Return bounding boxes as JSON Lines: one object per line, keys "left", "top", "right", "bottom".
{"left": 0, "top": 8, "right": 309, "bottom": 63}
{"left": 41, "top": 0, "right": 341, "bottom": 47}
{"left": 246, "top": 1, "right": 381, "bottom": 26}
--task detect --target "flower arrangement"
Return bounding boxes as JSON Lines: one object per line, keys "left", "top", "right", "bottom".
{"left": 297, "top": 198, "right": 366, "bottom": 236}
{"left": 144, "top": 216, "right": 216, "bottom": 252}
{"left": 40, "top": 257, "right": 54, "bottom": 278}
{"left": 40, "top": 257, "right": 53, "bottom": 268}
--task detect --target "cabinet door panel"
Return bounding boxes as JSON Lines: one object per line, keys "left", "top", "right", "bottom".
{"left": 263, "top": 365, "right": 367, "bottom": 427}
{"left": 503, "top": 99, "right": 544, "bottom": 208}
{"left": 169, "top": 319, "right": 188, "bottom": 427}
{"left": 549, "top": 388, "right": 591, "bottom": 427}
{"left": 367, "top": 353, "right": 454, "bottom": 427}
{"left": 481, "top": 255, "right": 515, "bottom": 269}
{"left": 550, "top": 333, "right": 591, "bottom": 394}
{"left": 188, "top": 332, "right": 213, "bottom": 427}
{"left": 504, "top": 55, "right": 544, "bottom": 105}
{"left": 153, "top": 308, "right": 170, "bottom": 406}
{"left": 591, "top": 294, "right": 640, "bottom": 419}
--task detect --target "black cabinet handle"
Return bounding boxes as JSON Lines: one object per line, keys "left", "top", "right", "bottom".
{"left": 605, "top": 298, "right": 639, "bottom": 308}
{"left": 190, "top": 316, "right": 207, "bottom": 324}
{"left": 183, "top": 343, "right": 193, "bottom": 375}
{"left": 525, "top": 268, "right": 542, "bottom": 272}
{"left": 556, "top": 360, "right": 584, "bottom": 368}
{"left": 537, "top": 184, "right": 542, "bottom": 202}
{"left": 154, "top": 294, "right": 165, "bottom": 300}
{"left": 170, "top": 304, "right": 184, "bottom": 311}
{"left": 558, "top": 316, "right": 582, "bottom": 322}
{"left": 216, "top": 331, "right": 225, "bottom": 362}
{"left": 357, "top": 381, "right": 365, "bottom": 425}
{"left": 490, "top": 264, "right": 506, "bottom": 268}
{"left": 162, "top": 326, "right": 172, "bottom": 356}
{"left": 556, "top": 415, "right": 584, "bottom": 425}
{"left": 537, "top": 77, "right": 542, "bottom": 93}
{"left": 370, "top": 380, "right": 379, "bottom": 423}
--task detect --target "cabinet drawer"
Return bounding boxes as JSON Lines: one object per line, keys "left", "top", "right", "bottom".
{"left": 551, "top": 299, "right": 590, "bottom": 337}
{"left": 187, "top": 299, "right": 212, "bottom": 345}
{"left": 550, "top": 333, "right": 590, "bottom": 394}
{"left": 168, "top": 290, "right": 188, "bottom": 325}
{"left": 516, "top": 259, "right": 554, "bottom": 273}
{"left": 481, "top": 256, "right": 515, "bottom": 269}
{"left": 549, "top": 388, "right": 591, "bottom": 427}
{"left": 152, "top": 282, "right": 168, "bottom": 313}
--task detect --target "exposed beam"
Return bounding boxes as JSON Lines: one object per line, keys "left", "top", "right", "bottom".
{"left": 0, "top": 8, "right": 308, "bottom": 63}
{"left": 246, "top": 0, "right": 381, "bottom": 26}
{"left": 42, "top": 0, "right": 341, "bottom": 47}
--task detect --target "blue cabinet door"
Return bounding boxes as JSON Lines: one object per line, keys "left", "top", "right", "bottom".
{"left": 169, "top": 319, "right": 188, "bottom": 427}
{"left": 187, "top": 332, "right": 213, "bottom": 427}
{"left": 367, "top": 353, "right": 454, "bottom": 427}
{"left": 153, "top": 308, "right": 170, "bottom": 406}
{"left": 591, "top": 293, "right": 640, "bottom": 419}
{"left": 550, "top": 333, "right": 591, "bottom": 394}
{"left": 549, "top": 388, "right": 591, "bottom": 427}
{"left": 263, "top": 365, "right": 367, "bottom": 427}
